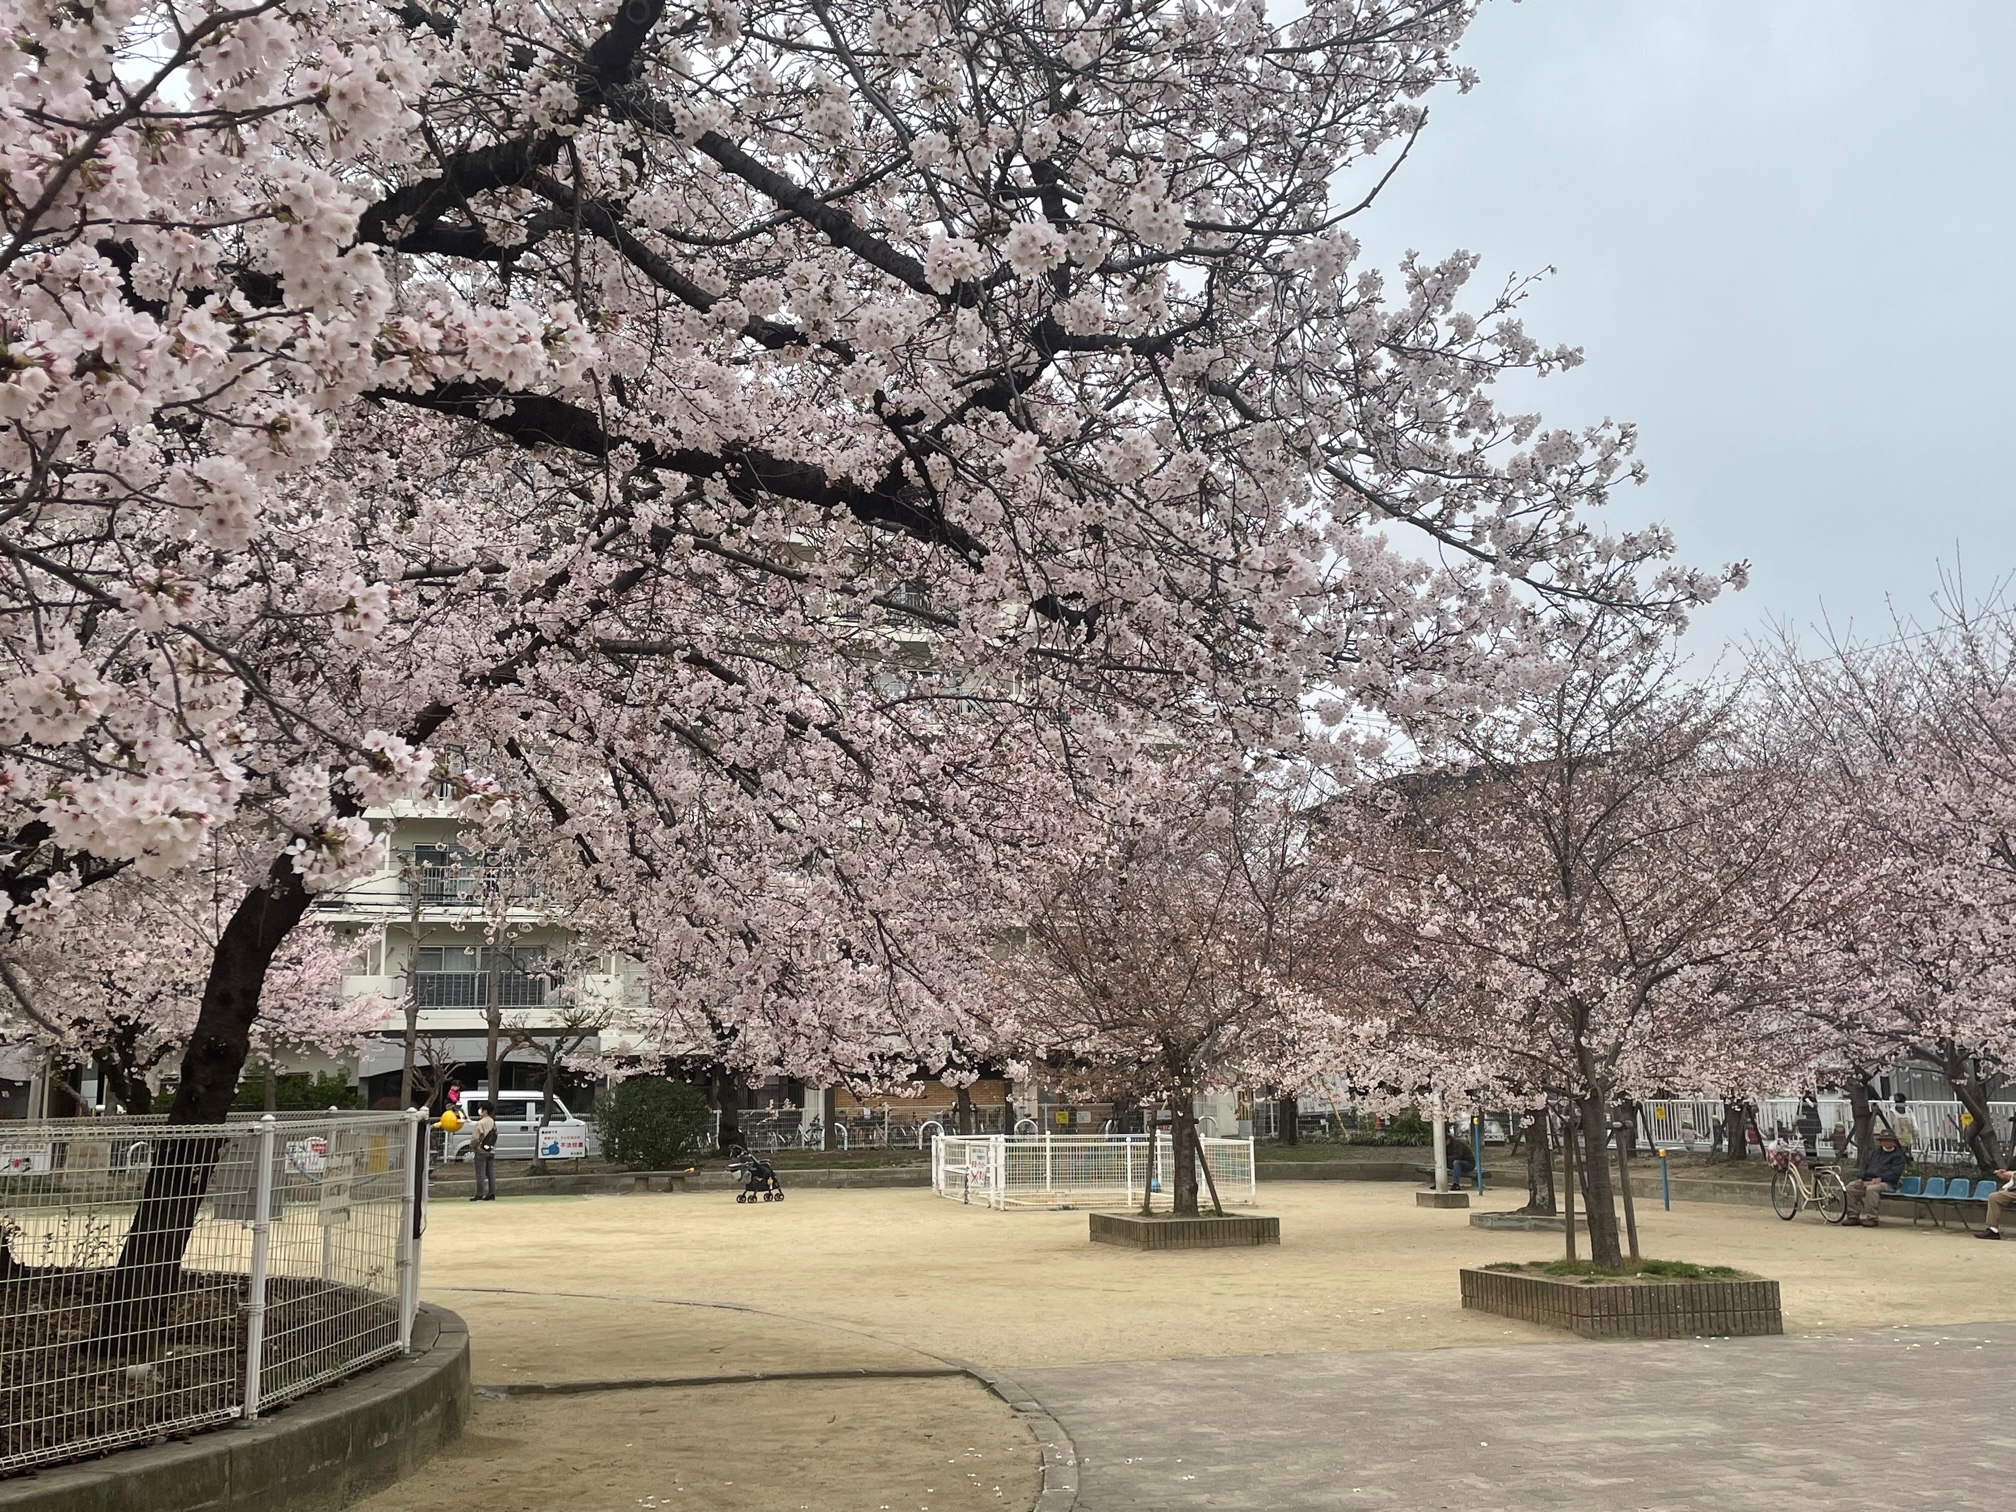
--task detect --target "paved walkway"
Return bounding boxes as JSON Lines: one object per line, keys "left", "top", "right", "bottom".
{"left": 1020, "top": 1321, "right": 2016, "bottom": 1511}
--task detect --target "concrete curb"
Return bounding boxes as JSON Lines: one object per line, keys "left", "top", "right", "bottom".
{"left": 0, "top": 1304, "right": 470, "bottom": 1512}
{"left": 938, "top": 1356, "right": 1081, "bottom": 1512}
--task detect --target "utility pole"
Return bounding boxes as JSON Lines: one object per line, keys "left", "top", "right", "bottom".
{"left": 398, "top": 851, "right": 425, "bottom": 1109}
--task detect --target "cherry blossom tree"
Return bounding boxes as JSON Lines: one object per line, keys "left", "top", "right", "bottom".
{"left": 1353, "top": 613, "right": 1848, "bottom": 1267}
{"left": 1757, "top": 594, "right": 2016, "bottom": 1172}
{"left": 0, "top": 2, "right": 1736, "bottom": 1295}
{"left": 0, "top": 866, "right": 388, "bottom": 1112}
{"left": 983, "top": 751, "right": 1345, "bottom": 1217}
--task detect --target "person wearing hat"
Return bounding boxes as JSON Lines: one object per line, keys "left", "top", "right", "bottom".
{"left": 1843, "top": 1127, "right": 1909, "bottom": 1227}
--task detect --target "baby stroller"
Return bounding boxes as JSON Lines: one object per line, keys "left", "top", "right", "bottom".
{"left": 729, "top": 1149, "right": 785, "bottom": 1203}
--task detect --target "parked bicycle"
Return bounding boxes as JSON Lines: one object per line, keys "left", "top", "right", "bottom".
{"left": 1765, "top": 1139, "right": 1847, "bottom": 1223}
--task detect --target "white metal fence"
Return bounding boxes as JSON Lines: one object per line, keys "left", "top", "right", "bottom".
{"left": 930, "top": 1134, "right": 1258, "bottom": 1210}
{"left": 1, "top": 1110, "right": 424, "bottom": 1477}
{"left": 1638, "top": 1097, "right": 2016, "bottom": 1166}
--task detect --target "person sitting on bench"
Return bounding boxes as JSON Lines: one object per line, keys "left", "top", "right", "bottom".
{"left": 1976, "top": 1167, "right": 2016, "bottom": 1240}
{"left": 1843, "top": 1129, "right": 1907, "bottom": 1227}
{"left": 1448, "top": 1127, "right": 1476, "bottom": 1187}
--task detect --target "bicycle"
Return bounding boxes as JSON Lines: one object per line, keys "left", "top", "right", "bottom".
{"left": 1765, "top": 1139, "right": 1847, "bottom": 1223}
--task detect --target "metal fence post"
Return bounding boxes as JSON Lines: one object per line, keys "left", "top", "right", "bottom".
{"left": 992, "top": 1134, "right": 1006, "bottom": 1209}
{"left": 242, "top": 1114, "right": 277, "bottom": 1421}
{"left": 397, "top": 1107, "right": 422, "bottom": 1352}
{"left": 1043, "top": 1132, "right": 1053, "bottom": 1195}
{"left": 1246, "top": 1136, "right": 1257, "bottom": 1205}
{"left": 1124, "top": 1139, "right": 1134, "bottom": 1206}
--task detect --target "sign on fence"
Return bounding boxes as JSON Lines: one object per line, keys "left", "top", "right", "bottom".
{"left": 1, "top": 1139, "right": 51, "bottom": 1176}
{"left": 538, "top": 1126, "right": 587, "bottom": 1160}
{"left": 317, "top": 1152, "right": 355, "bottom": 1225}
{"left": 286, "top": 1137, "right": 329, "bottom": 1179}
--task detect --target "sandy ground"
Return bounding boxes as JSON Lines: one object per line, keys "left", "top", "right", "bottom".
{"left": 420, "top": 1183, "right": 2015, "bottom": 1369}
{"left": 361, "top": 1183, "right": 2013, "bottom": 1511}
{"left": 352, "top": 1377, "right": 1037, "bottom": 1512}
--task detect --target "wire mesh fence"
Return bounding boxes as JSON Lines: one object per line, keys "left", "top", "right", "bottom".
{"left": 0, "top": 1110, "right": 423, "bottom": 1477}
{"left": 931, "top": 1134, "right": 1258, "bottom": 1210}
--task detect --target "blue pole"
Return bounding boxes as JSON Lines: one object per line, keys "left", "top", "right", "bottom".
{"left": 1659, "top": 1149, "right": 1671, "bottom": 1211}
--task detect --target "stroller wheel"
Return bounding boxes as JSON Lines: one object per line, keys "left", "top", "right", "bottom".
{"left": 735, "top": 1192, "right": 747, "bottom": 1203}
{"left": 774, "top": 1189, "right": 785, "bottom": 1200}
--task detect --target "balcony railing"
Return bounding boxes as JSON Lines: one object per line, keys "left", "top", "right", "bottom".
{"left": 412, "top": 971, "right": 550, "bottom": 1009}
{"left": 310, "top": 851, "right": 542, "bottom": 916}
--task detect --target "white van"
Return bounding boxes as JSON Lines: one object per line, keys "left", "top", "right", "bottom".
{"left": 444, "top": 1090, "right": 595, "bottom": 1161}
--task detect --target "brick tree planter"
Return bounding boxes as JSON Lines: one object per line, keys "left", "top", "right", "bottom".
{"left": 1460, "top": 1267, "right": 1781, "bottom": 1339}
{"left": 1090, "top": 1212, "right": 1281, "bottom": 1250}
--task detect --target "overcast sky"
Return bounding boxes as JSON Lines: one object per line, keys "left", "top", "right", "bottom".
{"left": 1346, "top": 0, "right": 2016, "bottom": 656}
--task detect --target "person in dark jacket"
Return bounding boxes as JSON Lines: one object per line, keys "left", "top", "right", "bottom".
{"left": 1447, "top": 1128, "right": 1477, "bottom": 1187}
{"left": 1794, "top": 1097, "right": 1823, "bottom": 1159}
{"left": 1842, "top": 1129, "right": 1908, "bottom": 1226}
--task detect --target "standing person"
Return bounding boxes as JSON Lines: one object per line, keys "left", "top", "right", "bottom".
{"left": 1976, "top": 1167, "right": 2016, "bottom": 1240}
{"left": 1794, "top": 1097, "right": 1823, "bottom": 1160}
{"left": 469, "top": 1103, "right": 498, "bottom": 1202}
{"left": 1842, "top": 1129, "right": 1908, "bottom": 1227}
{"left": 1827, "top": 1122, "right": 1851, "bottom": 1162}
{"left": 1884, "top": 1092, "right": 1917, "bottom": 1153}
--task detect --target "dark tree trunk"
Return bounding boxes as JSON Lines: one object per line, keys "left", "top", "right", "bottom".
{"left": 1576, "top": 1093, "right": 1624, "bottom": 1270}
{"left": 713, "top": 1071, "right": 743, "bottom": 1152}
{"left": 1930, "top": 1044, "right": 2005, "bottom": 1172}
{"left": 45, "top": 1062, "right": 86, "bottom": 1119}
{"left": 1140, "top": 1117, "right": 1158, "bottom": 1216}
{"left": 819, "top": 1086, "right": 837, "bottom": 1152}
{"left": 954, "top": 1082, "right": 975, "bottom": 1136}
{"left": 109, "top": 861, "right": 312, "bottom": 1314}
{"left": 1615, "top": 1098, "right": 1640, "bottom": 1156}
{"left": 1520, "top": 1110, "right": 1557, "bottom": 1215}
{"left": 1171, "top": 1099, "right": 1201, "bottom": 1217}
{"left": 483, "top": 951, "right": 502, "bottom": 1111}
{"left": 1277, "top": 1095, "right": 1298, "bottom": 1145}
{"left": 1716, "top": 1098, "right": 1753, "bottom": 1163}
{"left": 1847, "top": 1081, "right": 1875, "bottom": 1164}
{"left": 96, "top": 1052, "right": 154, "bottom": 1117}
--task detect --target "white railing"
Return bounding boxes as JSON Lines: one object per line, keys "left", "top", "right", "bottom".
{"left": 1639, "top": 1096, "right": 2016, "bottom": 1166}
{"left": 0, "top": 1110, "right": 423, "bottom": 1476}
{"left": 930, "top": 1133, "right": 1258, "bottom": 1211}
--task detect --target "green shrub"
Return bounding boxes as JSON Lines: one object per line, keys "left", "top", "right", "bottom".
{"left": 592, "top": 1077, "right": 712, "bottom": 1169}
{"left": 1386, "top": 1107, "right": 1430, "bottom": 1142}
{"left": 1493, "top": 1257, "right": 1747, "bottom": 1282}
{"left": 232, "top": 1071, "right": 363, "bottom": 1112}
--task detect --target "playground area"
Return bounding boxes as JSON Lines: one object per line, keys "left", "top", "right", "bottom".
{"left": 355, "top": 1181, "right": 2015, "bottom": 1512}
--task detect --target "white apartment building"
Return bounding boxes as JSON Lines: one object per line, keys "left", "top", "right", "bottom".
{"left": 313, "top": 801, "right": 649, "bottom": 1108}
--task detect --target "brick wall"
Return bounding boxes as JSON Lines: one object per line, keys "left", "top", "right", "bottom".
{"left": 1459, "top": 1267, "right": 1781, "bottom": 1338}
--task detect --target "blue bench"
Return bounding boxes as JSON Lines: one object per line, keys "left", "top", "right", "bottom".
{"left": 1889, "top": 1176, "right": 1999, "bottom": 1229}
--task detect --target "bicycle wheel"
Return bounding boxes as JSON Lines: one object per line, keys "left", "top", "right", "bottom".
{"left": 1770, "top": 1168, "right": 1801, "bottom": 1220}
{"left": 1815, "top": 1168, "right": 1848, "bottom": 1224}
